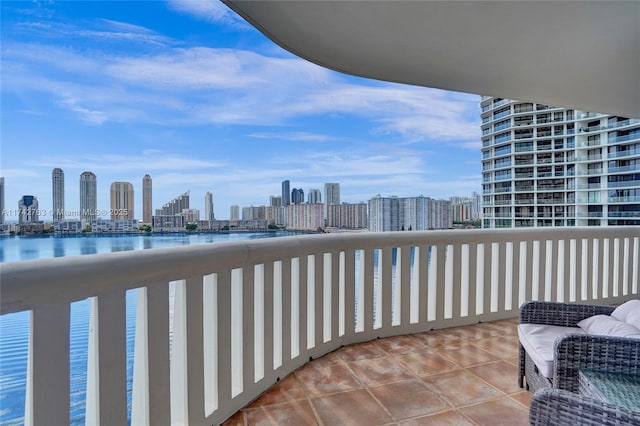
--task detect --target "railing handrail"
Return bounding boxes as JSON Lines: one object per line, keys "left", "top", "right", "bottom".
{"left": 2, "top": 227, "right": 639, "bottom": 425}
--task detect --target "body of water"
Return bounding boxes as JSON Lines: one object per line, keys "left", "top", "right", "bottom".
{"left": 0, "top": 232, "right": 301, "bottom": 425}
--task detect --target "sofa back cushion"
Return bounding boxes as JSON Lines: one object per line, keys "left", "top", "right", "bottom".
{"left": 611, "top": 299, "right": 640, "bottom": 330}
{"left": 577, "top": 314, "right": 640, "bottom": 339}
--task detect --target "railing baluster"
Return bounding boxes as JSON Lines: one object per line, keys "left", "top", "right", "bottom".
{"left": 466, "top": 243, "right": 478, "bottom": 318}
{"left": 613, "top": 238, "right": 621, "bottom": 298}
{"left": 622, "top": 238, "right": 630, "bottom": 296}
{"left": 632, "top": 237, "right": 639, "bottom": 294}
{"left": 330, "top": 252, "right": 340, "bottom": 342}
{"left": 242, "top": 266, "right": 255, "bottom": 395}
{"left": 343, "top": 249, "right": 355, "bottom": 338}
{"left": 86, "top": 291, "right": 127, "bottom": 425}
{"left": 435, "top": 244, "right": 447, "bottom": 322}
{"left": 400, "top": 246, "right": 411, "bottom": 327}
{"left": 298, "top": 256, "right": 308, "bottom": 353}
{"left": 216, "top": 270, "right": 233, "bottom": 418}
{"left": 280, "top": 259, "right": 292, "bottom": 365}
{"left": 393, "top": 248, "right": 401, "bottom": 326}
{"left": 497, "top": 242, "right": 507, "bottom": 312}
{"left": 555, "top": 240, "right": 565, "bottom": 302}
{"left": 592, "top": 238, "right": 601, "bottom": 299}
{"left": 203, "top": 274, "right": 218, "bottom": 417}
{"left": 253, "top": 265, "right": 264, "bottom": 383}
{"left": 451, "top": 244, "right": 462, "bottom": 319}
{"left": 418, "top": 245, "right": 429, "bottom": 323}
{"left": 314, "top": 253, "right": 324, "bottom": 348}
{"left": 603, "top": 238, "right": 612, "bottom": 299}
{"left": 511, "top": 241, "right": 521, "bottom": 310}
{"left": 132, "top": 284, "right": 170, "bottom": 425}
{"left": 185, "top": 277, "right": 205, "bottom": 425}
{"left": 263, "top": 262, "right": 275, "bottom": 379}
{"left": 562, "top": 239, "right": 571, "bottom": 303}
{"left": 363, "top": 248, "right": 375, "bottom": 335}
{"left": 381, "top": 247, "right": 393, "bottom": 329}
{"left": 26, "top": 304, "right": 70, "bottom": 426}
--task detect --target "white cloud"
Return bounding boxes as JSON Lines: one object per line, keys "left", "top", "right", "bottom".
{"left": 167, "top": 0, "right": 249, "bottom": 28}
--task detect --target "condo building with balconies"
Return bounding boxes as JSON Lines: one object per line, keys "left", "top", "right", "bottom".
{"left": 481, "top": 97, "right": 640, "bottom": 228}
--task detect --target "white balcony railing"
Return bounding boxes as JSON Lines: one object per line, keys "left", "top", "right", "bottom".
{"left": 1, "top": 228, "right": 639, "bottom": 425}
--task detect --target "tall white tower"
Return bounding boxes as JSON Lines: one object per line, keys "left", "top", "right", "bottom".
{"left": 52, "top": 168, "right": 65, "bottom": 222}
{"left": 205, "top": 191, "right": 214, "bottom": 221}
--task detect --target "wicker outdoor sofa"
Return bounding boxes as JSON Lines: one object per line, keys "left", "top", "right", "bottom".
{"left": 518, "top": 300, "right": 640, "bottom": 392}
{"left": 519, "top": 300, "right": 640, "bottom": 425}
{"left": 530, "top": 388, "right": 640, "bottom": 426}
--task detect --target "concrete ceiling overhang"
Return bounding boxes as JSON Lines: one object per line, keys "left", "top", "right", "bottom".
{"left": 224, "top": 1, "right": 640, "bottom": 118}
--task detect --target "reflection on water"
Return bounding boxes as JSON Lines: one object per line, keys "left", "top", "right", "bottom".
{"left": 80, "top": 238, "right": 97, "bottom": 256}
{"left": 53, "top": 238, "right": 65, "bottom": 258}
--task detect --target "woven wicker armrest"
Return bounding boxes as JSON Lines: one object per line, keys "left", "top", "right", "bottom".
{"left": 553, "top": 334, "right": 640, "bottom": 392}
{"left": 530, "top": 388, "right": 640, "bottom": 426}
{"left": 519, "top": 301, "right": 614, "bottom": 326}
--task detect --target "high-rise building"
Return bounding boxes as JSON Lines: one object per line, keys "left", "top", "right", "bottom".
{"left": 269, "top": 195, "right": 282, "bottom": 207}
{"left": 327, "top": 202, "right": 368, "bottom": 229}
{"left": 368, "top": 195, "right": 452, "bottom": 231}
{"left": 0, "top": 177, "right": 5, "bottom": 225}
{"left": 153, "top": 191, "right": 189, "bottom": 228}
{"left": 281, "top": 180, "right": 290, "bottom": 206}
{"left": 324, "top": 182, "right": 341, "bottom": 220}
{"left": 110, "top": 181, "right": 134, "bottom": 220}
{"left": 142, "top": 174, "right": 152, "bottom": 223}
{"left": 80, "top": 171, "right": 97, "bottom": 223}
{"left": 204, "top": 191, "right": 214, "bottom": 222}
{"left": 18, "top": 195, "right": 39, "bottom": 224}
{"left": 481, "top": 97, "right": 640, "bottom": 228}
{"left": 230, "top": 204, "right": 240, "bottom": 221}
{"left": 291, "top": 188, "right": 304, "bottom": 204}
{"left": 308, "top": 188, "right": 322, "bottom": 204}
{"left": 286, "top": 203, "right": 323, "bottom": 230}
{"left": 52, "top": 168, "right": 65, "bottom": 222}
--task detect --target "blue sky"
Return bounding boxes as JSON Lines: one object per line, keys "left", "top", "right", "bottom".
{"left": 1, "top": 1, "right": 482, "bottom": 221}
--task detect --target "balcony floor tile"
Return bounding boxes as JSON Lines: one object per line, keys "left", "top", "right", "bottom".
{"left": 224, "top": 318, "right": 531, "bottom": 426}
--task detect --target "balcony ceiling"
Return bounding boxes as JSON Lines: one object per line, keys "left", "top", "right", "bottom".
{"left": 224, "top": 1, "right": 640, "bottom": 118}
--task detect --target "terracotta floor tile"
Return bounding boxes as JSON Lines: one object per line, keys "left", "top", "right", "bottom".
{"left": 459, "top": 396, "right": 529, "bottom": 426}
{"left": 312, "top": 389, "right": 392, "bottom": 425}
{"left": 231, "top": 319, "right": 531, "bottom": 426}
{"left": 422, "top": 369, "right": 503, "bottom": 407}
{"left": 307, "top": 350, "right": 344, "bottom": 368}
{"left": 412, "top": 329, "right": 463, "bottom": 348}
{"left": 374, "top": 334, "right": 428, "bottom": 354}
{"left": 450, "top": 324, "right": 498, "bottom": 341}
{"left": 348, "top": 356, "right": 413, "bottom": 386}
{"left": 395, "top": 349, "right": 460, "bottom": 377}
{"left": 369, "top": 379, "right": 450, "bottom": 420}
{"left": 247, "top": 374, "right": 307, "bottom": 407}
{"left": 245, "top": 400, "right": 317, "bottom": 426}
{"left": 472, "top": 335, "right": 520, "bottom": 359}
{"left": 435, "top": 342, "right": 499, "bottom": 367}
{"left": 222, "top": 410, "right": 245, "bottom": 426}
{"left": 399, "top": 410, "right": 475, "bottom": 425}
{"left": 467, "top": 360, "right": 522, "bottom": 394}
{"left": 510, "top": 391, "right": 532, "bottom": 408}
{"left": 296, "top": 362, "right": 361, "bottom": 396}
{"left": 336, "top": 340, "right": 386, "bottom": 362}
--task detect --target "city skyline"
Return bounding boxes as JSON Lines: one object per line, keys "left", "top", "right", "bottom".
{"left": 1, "top": 2, "right": 481, "bottom": 221}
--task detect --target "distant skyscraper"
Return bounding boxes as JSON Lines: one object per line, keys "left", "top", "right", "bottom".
{"left": 52, "top": 168, "right": 65, "bottom": 222}
{"left": 18, "top": 195, "right": 39, "bottom": 224}
{"left": 110, "top": 181, "right": 134, "bottom": 220}
{"left": 0, "top": 177, "right": 5, "bottom": 225}
{"left": 142, "top": 174, "right": 152, "bottom": 223}
{"left": 80, "top": 171, "right": 97, "bottom": 223}
{"left": 230, "top": 204, "right": 240, "bottom": 221}
{"left": 205, "top": 191, "right": 214, "bottom": 221}
{"left": 269, "top": 195, "right": 282, "bottom": 207}
{"left": 281, "top": 180, "right": 290, "bottom": 206}
{"left": 324, "top": 182, "right": 341, "bottom": 219}
{"left": 291, "top": 188, "right": 304, "bottom": 204}
{"left": 153, "top": 191, "right": 190, "bottom": 228}
{"left": 308, "top": 188, "right": 322, "bottom": 204}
